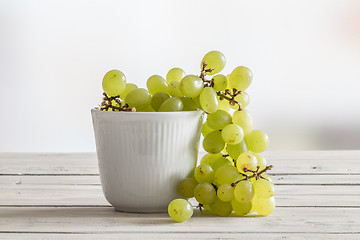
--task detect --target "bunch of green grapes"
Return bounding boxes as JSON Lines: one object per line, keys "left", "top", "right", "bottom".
{"left": 98, "top": 50, "right": 274, "bottom": 222}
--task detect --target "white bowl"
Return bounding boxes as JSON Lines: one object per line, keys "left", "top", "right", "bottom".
{"left": 91, "top": 109, "right": 204, "bottom": 212}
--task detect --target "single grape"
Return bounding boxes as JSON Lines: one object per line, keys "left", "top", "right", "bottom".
{"left": 102, "top": 70, "right": 127, "bottom": 97}
{"left": 231, "top": 199, "right": 252, "bottom": 216}
{"left": 203, "top": 130, "right": 225, "bottom": 154}
{"left": 150, "top": 92, "right": 171, "bottom": 111}
{"left": 178, "top": 178, "right": 198, "bottom": 198}
{"left": 166, "top": 68, "right": 186, "bottom": 84}
{"left": 230, "top": 92, "right": 250, "bottom": 110}
{"left": 229, "top": 66, "right": 253, "bottom": 91}
{"left": 192, "top": 96, "right": 202, "bottom": 109}
{"left": 209, "top": 197, "right": 233, "bottom": 216}
{"left": 211, "top": 157, "right": 232, "bottom": 172}
{"left": 200, "top": 87, "right": 219, "bottom": 113}
{"left": 245, "top": 130, "right": 270, "bottom": 153}
{"left": 136, "top": 104, "right": 155, "bottom": 112}
{"left": 218, "top": 96, "right": 230, "bottom": 111}
{"left": 181, "top": 97, "right": 198, "bottom": 111}
{"left": 252, "top": 153, "right": 267, "bottom": 171}
{"left": 252, "top": 195, "right": 275, "bottom": 216}
{"left": 236, "top": 152, "right": 258, "bottom": 174}
{"left": 194, "top": 163, "right": 214, "bottom": 183}
{"left": 234, "top": 180, "right": 254, "bottom": 203}
{"left": 168, "top": 199, "right": 193, "bottom": 222}
{"left": 158, "top": 97, "right": 183, "bottom": 112}
{"left": 212, "top": 74, "right": 228, "bottom": 91}
{"left": 125, "top": 88, "right": 151, "bottom": 111}
{"left": 232, "top": 109, "right": 253, "bottom": 135}
{"left": 168, "top": 81, "right": 184, "bottom": 97}
{"left": 227, "top": 140, "right": 248, "bottom": 160}
{"left": 221, "top": 124, "right": 244, "bottom": 145}
{"left": 206, "top": 110, "right": 232, "bottom": 130}
{"left": 180, "top": 75, "right": 204, "bottom": 98}
{"left": 147, "top": 75, "right": 168, "bottom": 95}
{"left": 200, "top": 153, "right": 223, "bottom": 166}
{"left": 194, "top": 182, "right": 216, "bottom": 204}
{"left": 201, "top": 51, "right": 226, "bottom": 75}
{"left": 201, "top": 121, "right": 214, "bottom": 137}
{"left": 217, "top": 184, "right": 234, "bottom": 202}
{"left": 214, "top": 165, "right": 239, "bottom": 185}
{"left": 119, "top": 83, "right": 137, "bottom": 100}
{"left": 253, "top": 178, "right": 274, "bottom": 198}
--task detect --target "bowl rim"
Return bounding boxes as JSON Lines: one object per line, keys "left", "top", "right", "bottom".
{"left": 91, "top": 108, "right": 204, "bottom": 115}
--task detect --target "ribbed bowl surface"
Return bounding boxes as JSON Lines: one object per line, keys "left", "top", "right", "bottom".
{"left": 91, "top": 109, "right": 203, "bottom": 212}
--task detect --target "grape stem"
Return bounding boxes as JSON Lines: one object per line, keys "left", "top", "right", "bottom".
{"left": 197, "top": 203, "right": 204, "bottom": 213}
{"left": 100, "top": 92, "right": 136, "bottom": 112}
{"left": 231, "top": 165, "right": 274, "bottom": 187}
{"left": 199, "top": 61, "right": 214, "bottom": 87}
{"left": 217, "top": 89, "right": 242, "bottom": 111}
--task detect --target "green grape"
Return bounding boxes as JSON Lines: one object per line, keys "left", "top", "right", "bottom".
{"left": 194, "top": 182, "right": 216, "bottom": 204}
{"left": 252, "top": 153, "right": 267, "bottom": 170}
{"left": 218, "top": 97, "right": 230, "bottom": 111}
{"left": 146, "top": 75, "right": 168, "bottom": 95}
{"left": 231, "top": 199, "right": 252, "bottom": 216}
{"left": 221, "top": 124, "right": 244, "bottom": 145}
{"left": 150, "top": 92, "right": 171, "bottom": 111}
{"left": 252, "top": 195, "right": 275, "bottom": 216}
{"left": 201, "top": 121, "right": 214, "bottom": 137}
{"left": 217, "top": 184, "right": 234, "bottom": 202}
{"left": 201, "top": 204, "right": 212, "bottom": 213}
{"left": 229, "top": 66, "right": 253, "bottom": 91}
{"left": 200, "top": 87, "right": 219, "bottom": 113}
{"left": 201, "top": 51, "right": 226, "bottom": 75}
{"left": 232, "top": 109, "right": 253, "bottom": 135}
{"left": 125, "top": 88, "right": 151, "bottom": 110}
{"left": 236, "top": 152, "right": 258, "bottom": 174}
{"left": 168, "top": 199, "right": 193, "bottom": 222}
{"left": 158, "top": 97, "right": 183, "bottom": 112}
{"left": 166, "top": 68, "right": 186, "bottom": 84}
{"left": 245, "top": 130, "right": 270, "bottom": 153}
{"left": 211, "top": 157, "right": 232, "bottom": 172}
{"left": 206, "top": 110, "right": 232, "bottom": 130}
{"left": 119, "top": 83, "right": 137, "bottom": 100}
{"left": 230, "top": 92, "right": 250, "bottom": 110}
{"left": 209, "top": 197, "right": 233, "bottom": 216}
{"left": 227, "top": 140, "right": 248, "bottom": 160}
{"left": 137, "top": 104, "right": 155, "bottom": 112}
{"left": 178, "top": 178, "right": 198, "bottom": 198}
{"left": 192, "top": 96, "right": 202, "bottom": 109}
{"left": 200, "top": 153, "right": 223, "bottom": 166}
{"left": 234, "top": 180, "right": 254, "bottom": 203}
{"left": 168, "top": 81, "right": 184, "bottom": 97}
{"left": 102, "top": 70, "right": 127, "bottom": 97}
{"left": 180, "top": 75, "right": 204, "bottom": 98}
{"left": 253, "top": 178, "right": 274, "bottom": 198}
{"left": 181, "top": 97, "right": 198, "bottom": 111}
{"left": 212, "top": 74, "right": 228, "bottom": 91}
{"left": 203, "top": 130, "right": 225, "bottom": 154}
{"left": 194, "top": 163, "right": 214, "bottom": 183}
{"left": 214, "top": 165, "right": 239, "bottom": 185}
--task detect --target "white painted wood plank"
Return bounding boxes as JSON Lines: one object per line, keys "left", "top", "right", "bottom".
{"left": 1, "top": 151, "right": 360, "bottom": 175}
{"left": 0, "top": 184, "right": 359, "bottom": 207}
{"left": 0, "top": 233, "right": 359, "bottom": 240}
{"left": 1, "top": 174, "right": 359, "bottom": 186}
{"left": 0, "top": 207, "right": 359, "bottom": 233}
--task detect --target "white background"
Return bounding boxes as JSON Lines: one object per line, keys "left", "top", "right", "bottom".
{"left": 1, "top": 0, "right": 360, "bottom": 152}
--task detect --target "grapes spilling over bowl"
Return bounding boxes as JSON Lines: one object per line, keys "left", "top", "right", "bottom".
{"left": 97, "top": 50, "right": 274, "bottom": 222}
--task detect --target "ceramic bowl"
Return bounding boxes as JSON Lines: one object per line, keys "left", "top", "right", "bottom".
{"left": 91, "top": 109, "right": 204, "bottom": 212}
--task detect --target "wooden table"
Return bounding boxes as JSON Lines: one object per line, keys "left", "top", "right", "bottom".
{"left": 0, "top": 151, "right": 359, "bottom": 239}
